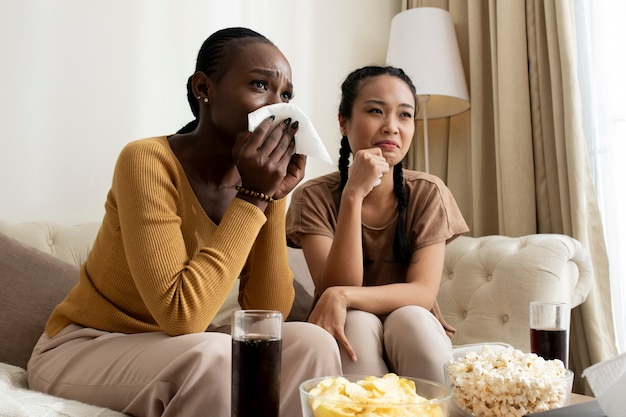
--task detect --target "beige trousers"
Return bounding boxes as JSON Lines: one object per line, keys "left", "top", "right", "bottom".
{"left": 341, "top": 305, "right": 453, "bottom": 384}
{"left": 27, "top": 322, "right": 341, "bottom": 417}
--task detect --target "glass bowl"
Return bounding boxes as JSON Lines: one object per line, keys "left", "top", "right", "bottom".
{"left": 299, "top": 374, "right": 452, "bottom": 417}
{"left": 444, "top": 362, "right": 574, "bottom": 417}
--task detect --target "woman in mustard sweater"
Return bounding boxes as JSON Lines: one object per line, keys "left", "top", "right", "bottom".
{"left": 27, "top": 27, "right": 341, "bottom": 417}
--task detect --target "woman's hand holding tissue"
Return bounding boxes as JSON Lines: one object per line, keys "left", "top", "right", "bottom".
{"left": 274, "top": 152, "right": 306, "bottom": 200}
{"left": 232, "top": 115, "right": 306, "bottom": 203}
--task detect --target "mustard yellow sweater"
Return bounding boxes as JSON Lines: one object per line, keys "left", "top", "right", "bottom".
{"left": 46, "top": 137, "right": 294, "bottom": 337}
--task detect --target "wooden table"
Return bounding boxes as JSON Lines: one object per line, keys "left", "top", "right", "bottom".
{"left": 569, "top": 393, "right": 595, "bottom": 405}
{"left": 448, "top": 393, "right": 595, "bottom": 417}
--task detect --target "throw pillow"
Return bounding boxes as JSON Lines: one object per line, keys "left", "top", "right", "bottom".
{"left": 0, "top": 232, "right": 78, "bottom": 370}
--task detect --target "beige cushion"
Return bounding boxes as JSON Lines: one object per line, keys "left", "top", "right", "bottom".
{"left": 287, "top": 247, "right": 314, "bottom": 321}
{"left": 0, "top": 232, "right": 78, "bottom": 369}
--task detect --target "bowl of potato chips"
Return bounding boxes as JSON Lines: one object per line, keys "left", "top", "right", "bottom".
{"left": 299, "top": 373, "right": 452, "bottom": 417}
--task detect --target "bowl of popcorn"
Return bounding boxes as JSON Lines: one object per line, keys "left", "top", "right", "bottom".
{"left": 444, "top": 347, "right": 574, "bottom": 417}
{"left": 299, "top": 373, "right": 452, "bottom": 417}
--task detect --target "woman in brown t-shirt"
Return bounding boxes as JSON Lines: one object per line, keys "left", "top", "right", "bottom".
{"left": 286, "top": 66, "right": 469, "bottom": 384}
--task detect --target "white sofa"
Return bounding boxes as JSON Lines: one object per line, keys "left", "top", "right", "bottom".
{"left": 0, "top": 220, "right": 593, "bottom": 416}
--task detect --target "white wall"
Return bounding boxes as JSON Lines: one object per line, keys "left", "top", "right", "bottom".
{"left": 0, "top": 0, "right": 401, "bottom": 224}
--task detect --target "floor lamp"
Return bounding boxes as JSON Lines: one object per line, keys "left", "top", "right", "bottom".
{"left": 386, "top": 7, "right": 470, "bottom": 174}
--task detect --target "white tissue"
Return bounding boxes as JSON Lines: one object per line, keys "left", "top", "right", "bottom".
{"left": 582, "top": 351, "right": 626, "bottom": 417}
{"left": 247, "top": 103, "right": 333, "bottom": 164}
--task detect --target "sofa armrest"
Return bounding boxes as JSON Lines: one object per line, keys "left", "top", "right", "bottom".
{"left": 437, "top": 234, "right": 593, "bottom": 352}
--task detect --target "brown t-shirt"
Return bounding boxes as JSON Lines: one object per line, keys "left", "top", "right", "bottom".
{"left": 286, "top": 170, "right": 470, "bottom": 337}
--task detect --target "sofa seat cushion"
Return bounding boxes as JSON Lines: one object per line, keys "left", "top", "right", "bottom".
{"left": 0, "top": 232, "right": 79, "bottom": 370}
{"left": 0, "top": 362, "right": 127, "bottom": 416}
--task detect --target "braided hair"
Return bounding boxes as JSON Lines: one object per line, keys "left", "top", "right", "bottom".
{"left": 338, "top": 66, "right": 416, "bottom": 263}
{"left": 177, "top": 27, "right": 273, "bottom": 134}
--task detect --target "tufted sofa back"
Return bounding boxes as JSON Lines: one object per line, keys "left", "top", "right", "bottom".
{"left": 0, "top": 221, "right": 100, "bottom": 267}
{"left": 0, "top": 221, "right": 592, "bottom": 353}
{"left": 439, "top": 234, "right": 592, "bottom": 351}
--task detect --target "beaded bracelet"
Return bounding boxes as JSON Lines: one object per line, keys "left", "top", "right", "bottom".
{"left": 235, "top": 185, "right": 274, "bottom": 202}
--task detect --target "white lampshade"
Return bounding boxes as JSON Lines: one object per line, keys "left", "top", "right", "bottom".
{"left": 386, "top": 7, "right": 470, "bottom": 119}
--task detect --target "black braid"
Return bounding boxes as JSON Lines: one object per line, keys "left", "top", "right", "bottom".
{"left": 338, "top": 136, "right": 351, "bottom": 194}
{"left": 337, "top": 65, "right": 416, "bottom": 264}
{"left": 393, "top": 163, "right": 411, "bottom": 263}
{"left": 177, "top": 27, "right": 273, "bottom": 134}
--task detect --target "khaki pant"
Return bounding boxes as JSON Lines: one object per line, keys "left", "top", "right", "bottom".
{"left": 341, "top": 305, "right": 453, "bottom": 384}
{"left": 27, "top": 322, "right": 341, "bottom": 417}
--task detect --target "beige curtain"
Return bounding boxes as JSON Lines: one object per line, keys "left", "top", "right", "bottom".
{"left": 402, "top": 0, "right": 618, "bottom": 394}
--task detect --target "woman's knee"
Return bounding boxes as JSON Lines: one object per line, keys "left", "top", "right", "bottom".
{"left": 284, "top": 322, "right": 337, "bottom": 356}
{"left": 383, "top": 306, "right": 452, "bottom": 355}
{"left": 385, "top": 305, "right": 440, "bottom": 332}
{"left": 344, "top": 309, "right": 382, "bottom": 337}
